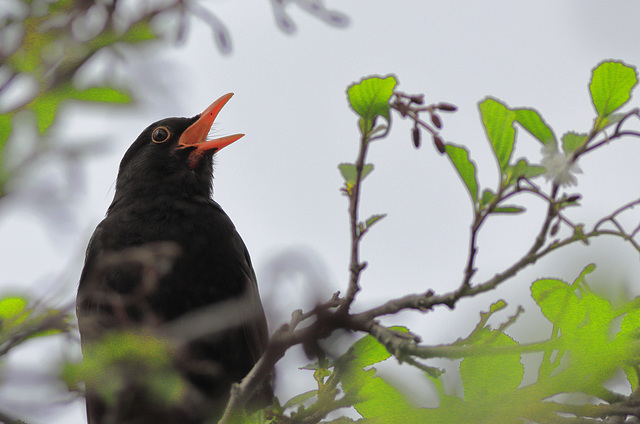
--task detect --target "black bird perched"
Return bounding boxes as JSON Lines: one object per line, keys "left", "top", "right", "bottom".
{"left": 76, "top": 94, "right": 271, "bottom": 424}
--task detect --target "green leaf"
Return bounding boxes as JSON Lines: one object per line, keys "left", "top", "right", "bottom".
{"left": 479, "top": 98, "right": 516, "bottom": 172}
{"left": 514, "top": 108, "right": 556, "bottom": 146}
{"left": 445, "top": 143, "right": 478, "bottom": 203}
{"left": 30, "top": 91, "right": 62, "bottom": 133}
{"left": 64, "top": 330, "right": 184, "bottom": 406}
{"left": 590, "top": 61, "right": 637, "bottom": 117}
{"left": 562, "top": 132, "right": 588, "bottom": 153}
{"left": 0, "top": 296, "right": 29, "bottom": 324}
{"left": 454, "top": 300, "right": 508, "bottom": 346}
{"left": 531, "top": 278, "right": 583, "bottom": 330}
{"left": 620, "top": 308, "right": 640, "bottom": 339}
{"left": 504, "top": 159, "right": 546, "bottom": 185}
{"left": 360, "top": 213, "right": 387, "bottom": 236}
{"left": 347, "top": 368, "right": 420, "bottom": 421}
{"left": 480, "top": 189, "right": 495, "bottom": 206}
{"left": 0, "top": 114, "right": 11, "bottom": 194}
{"left": 0, "top": 114, "right": 11, "bottom": 164}
{"left": 338, "top": 163, "right": 374, "bottom": 185}
{"left": 460, "top": 332, "right": 524, "bottom": 402}
{"left": 365, "top": 214, "right": 386, "bottom": 228}
{"left": 596, "top": 112, "right": 627, "bottom": 132}
{"left": 346, "top": 328, "right": 409, "bottom": 369}
{"left": 87, "top": 19, "right": 157, "bottom": 52}
{"left": 492, "top": 206, "right": 525, "bottom": 214}
{"left": 347, "top": 75, "right": 397, "bottom": 135}
{"left": 66, "top": 86, "right": 131, "bottom": 104}
{"left": 282, "top": 390, "right": 318, "bottom": 409}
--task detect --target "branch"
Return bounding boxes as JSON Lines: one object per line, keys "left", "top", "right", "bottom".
{"left": 339, "top": 130, "right": 370, "bottom": 313}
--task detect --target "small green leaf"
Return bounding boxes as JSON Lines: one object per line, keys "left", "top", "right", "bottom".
{"left": 562, "top": 132, "right": 588, "bottom": 153}
{"left": 365, "top": 214, "right": 386, "bottom": 227}
{"left": 445, "top": 143, "right": 478, "bottom": 203}
{"left": 455, "top": 300, "right": 508, "bottom": 346}
{"left": 514, "top": 108, "right": 556, "bottom": 146}
{"left": 338, "top": 163, "right": 374, "bottom": 185}
{"left": 282, "top": 390, "right": 318, "bottom": 409}
{"left": 574, "top": 224, "right": 589, "bottom": 245}
{"left": 313, "top": 367, "right": 331, "bottom": 384}
{"left": 347, "top": 75, "right": 397, "bottom": 135}
{"left": 504, "top": 159, "right": 546, "bottom": 185}
{"left": 479, "top": 98, "right": 516, "bottom": 172}
{"left": 590, "top": 61, "right": 637, "bottom": 117}
{"left": 481, "top": 189, "right": 496, "bottom": 206}
{"left": 492, "top": 206, "right": 525, "bottom": 214}
{"left": 360, "top": 214, "right": 387, "bottom": 236}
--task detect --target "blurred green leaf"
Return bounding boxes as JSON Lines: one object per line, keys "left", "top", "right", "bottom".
{"left": 590, "top": 61, "right": 637, "bottom": 118}
{"left": 342, "top": 367, "right": 424, "bottom": 422}
{"left": 460, "top": 332, "right": 524, "bottom": 402}
{"left": 479, "top": 98, "right": 515, "bottom": 172}
{"left": 347, "top": 75, "right": 397, "bottom": 135}
{"left": 87, "top": 19, "right": 157, "bottom": 52}
{"left": 66, "top": 86, "right": 131, "bottom": 103}
{"left": 0, "top": 297, "right": 28, "bottom": 324}
{"left": 0, "top": 114, "right": 12, "bottom": 165}
{"left": 445, "top": 143, "right": 478, "bottom": 203}
{"left": 29, "top": 84, "right": 131, "bottom": 133}
{"left": 282, "top": 390, "right": 318, "bottom": 409}
{"left": 64, "top": 330, "right": 185, "bottom": 406}
{"left": 531, "top": 278, "right": 584, "bottom": 331}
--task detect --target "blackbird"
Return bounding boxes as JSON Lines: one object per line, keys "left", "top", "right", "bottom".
{"left": 76, "top": 94, "right": 271, "bottom": 424}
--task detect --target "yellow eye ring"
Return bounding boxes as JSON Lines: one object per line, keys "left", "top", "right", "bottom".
{"left": 152, "top": 126, "right": 170, "bottom": 143}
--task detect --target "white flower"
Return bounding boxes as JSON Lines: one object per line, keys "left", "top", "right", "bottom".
{"left": 540, "top": 143, "right": 582, "bottom": 187}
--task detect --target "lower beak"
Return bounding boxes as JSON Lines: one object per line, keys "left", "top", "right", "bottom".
{"left": 178, "top": 93, "right": 244, "bottom": 167}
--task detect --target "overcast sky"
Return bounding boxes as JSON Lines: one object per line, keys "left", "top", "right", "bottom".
{"left": 2, "top": 1, "right": 640, "bottom": 422}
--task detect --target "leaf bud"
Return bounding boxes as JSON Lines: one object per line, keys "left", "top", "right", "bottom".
{"left": 410, "top": 94, "right": 424, "bottom": 104}
{"left": 550, "top": 221, "right": 560, "bottom": 236}
{"left": 437, "top": 103, "right": 457, "bottom": 112}
{"left": 430, "top": 112, "right": 442, "bottom": 129}
{"left": 433, "top": 134, "right": 446, "bottom": 154}
{"left": 412, "top": 126, "right": 421, "bottom": 148}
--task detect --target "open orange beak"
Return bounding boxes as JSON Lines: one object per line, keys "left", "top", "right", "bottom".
{"left": 178, "top": 93, "right": 244, "bottom": 168}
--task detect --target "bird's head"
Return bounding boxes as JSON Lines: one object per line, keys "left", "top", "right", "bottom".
{"left": 113, "top": 93, "right": 244, "bottom": 201}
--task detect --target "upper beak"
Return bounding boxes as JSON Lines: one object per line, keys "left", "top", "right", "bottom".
{"left": 178, "top": 93, "right": 244, "bottom": 167}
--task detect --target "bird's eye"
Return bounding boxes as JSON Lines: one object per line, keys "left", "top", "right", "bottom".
{"left": 152, "top": 127, "right": 170, "bottom": 143}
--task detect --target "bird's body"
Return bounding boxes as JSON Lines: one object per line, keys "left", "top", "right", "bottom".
{"left": 76, "top": 95, "right": 270, "bottom": 423}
